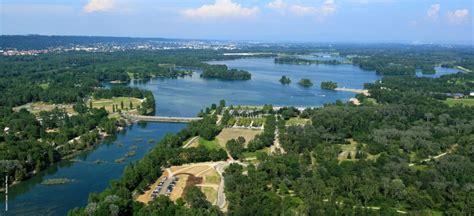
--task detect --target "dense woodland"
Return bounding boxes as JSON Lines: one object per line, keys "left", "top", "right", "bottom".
{"left": 279, "top": 76, "right": 291, "bottom": 85}
{"left": 200, "top": 64, "right": 251, "bottom": 80}
{"left": 298, "top": 79, "right": 314, "bottom": 87}
{"left": 321, "top": 81, "right": 338, "bottom": 90}
{"left": 71, "top": 71, "right": 473, "bottom": 215}
{"left": 225, "top": 72, "right": 474, "bottom": 215}
{"left": 1, "top": 39, "right": 473, "bottom": 215}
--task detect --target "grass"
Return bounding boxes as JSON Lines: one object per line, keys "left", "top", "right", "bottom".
{"left": 286, "top": 118, "right": 310, "bottom": 126}
{"left": 444, "top": 98, "right": 474, "bottom": 107}
{"left": 199, "top": 138, "right": 222, "bottom": 150}
{"left": 201, "top": 187, "right": 218, "bottom": 205}
{"left": 13, "top": 102, "right": 75, "bottom": 116}
{"left": 39, "top": 83, "right": 50, "bottom": 90}
{"left": 215, "top": 128, "right": 262, "bottom": 148}
{"left": 241, "top": 147, "right": 270, "bottom": 159}
{"left": 89, "top": 97, "right": 143, "bottom": 114}
{"left": 411, "top": 164, "right": 429, "bottom": 171}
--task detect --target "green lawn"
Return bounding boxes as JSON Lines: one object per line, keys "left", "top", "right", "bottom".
{"left": 241, "top": 147, "right": 270, "bottom": 159}
{"left": 286, "top": 118, "right": 310, "bottom": 126}
{"left": 199, "top": 138, "right": 222, "bottom": 150}
{"left": 444, "top": 98, "right": 474, "bottom": 107}
{"left": 90, "top": 97, "right": 143, "bottom": 114}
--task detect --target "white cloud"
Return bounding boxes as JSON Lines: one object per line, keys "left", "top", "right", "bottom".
{"left": 447, "top": 9, "right": 469, "bottom": 24}
{"left": 267, "top": 0, "right": 287, "bottom": 10}
{"left": 182, "top": 0, "right": 259, "bottom": 19}
{"left": 426, "top": 4, "right": 440, "bottom": 20}
{"left": 83, "top": 0, "right": 116, "bottom": 13}
{"left": 268, "top": 0, "right": 336, "bottom": 18}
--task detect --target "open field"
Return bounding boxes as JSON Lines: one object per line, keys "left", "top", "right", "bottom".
{"left": 338, "top": 139, "right": 358, "bottom": 161}
{"left": 199, "top": 138, "right": 222, "bottom": 150}
{"left": 89, "top": 97, "right": 143, "bottom": 114}
{"left": 13, "top": 102, "right": 75, "bottom": 115}
{"left": 242, "top": 147, "right": 270, "bottom": 159}
{"left": 215, "top": 128, "right": 262, "bottom": 148}
{"left": 286, "top": 117, "right": 311, "bottom": 126}
{"left": 444, "top": 98, "right": 474, "bottom": 107}
{"left": 201, "top": 187, "right": 218, "bottom": 205}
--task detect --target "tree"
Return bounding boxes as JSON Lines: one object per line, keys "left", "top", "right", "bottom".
{"left": 184, "top": 186, "right": 211, "bottom": 209}
{"left": 279, "top": 76, "right": 291, "bottom": 85}
{"left": 298, "top": 79, "right": 313, "bottom": 87}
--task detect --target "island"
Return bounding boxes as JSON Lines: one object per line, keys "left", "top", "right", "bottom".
{"left": 200, "top": 64, "right": 251, "bottom": 80}
{"left": 321, "top": 81, "right": 338, "bottom": 90}
{"left": 279, "top": 75, "right": 291, "bottom": 85}
{"left": 298, "top": 78, "right": 313, "bottom": 87}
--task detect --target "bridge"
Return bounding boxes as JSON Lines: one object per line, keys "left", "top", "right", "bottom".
{"left": 122, "top": 114, "right": 202, "bottom": 123}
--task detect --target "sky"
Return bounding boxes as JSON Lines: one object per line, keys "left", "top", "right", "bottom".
{"left": 0, "top": 0, "right": 473, "bottom": 43}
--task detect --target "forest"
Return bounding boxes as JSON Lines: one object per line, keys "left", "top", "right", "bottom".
{"left": 70, "top": 70, "right": 473, "bottom": 215}
{"left": 200, "top": 64, "right": 251, "bottom": 80}
{"left": 298, "top": 79, "right": 314, "bottom": 87}
{"left": 321, "top": 81, "right": 338, "bottom": 90}
{"left": 279, "top": 76, "right": 291, "bottom": 85}
{"left": 1, "top": 41, "right": 473, "bottom": 214}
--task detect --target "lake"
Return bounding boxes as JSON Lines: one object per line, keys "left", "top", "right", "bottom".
{"left": 0, "top": 57, "right": 458, "bottom": 215}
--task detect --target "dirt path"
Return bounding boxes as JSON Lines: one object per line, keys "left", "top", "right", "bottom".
{"left": 270, "top": 129, "right": 286, "bottom": 154}
{"left": 409, "top": 145, "right": 457, "bottom": 167}
{"left": 182, "top": 136, "right": 199, "bottom": 148}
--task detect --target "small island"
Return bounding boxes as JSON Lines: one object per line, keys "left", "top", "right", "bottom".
{"left": 298, "top": 78, "right": 313, "bottom": 87}
{"left": 41, "top": 178, "right": 73, "bottom": 185}
{"left": 201, "top": 64, "right": 251, "bottom": 80}
{"left": 321, "top": 81, "right": 338, "bottom": 90}
{"left": 279, "top": 76, "right": 291, "bottom": 85}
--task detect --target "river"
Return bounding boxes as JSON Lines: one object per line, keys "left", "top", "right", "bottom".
{"left": 0, "top": 57, "right": 458, "bottom": 215}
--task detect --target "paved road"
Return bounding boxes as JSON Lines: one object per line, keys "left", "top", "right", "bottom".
{"left": 214, "top": 162, "right": 229, "bottom": 209}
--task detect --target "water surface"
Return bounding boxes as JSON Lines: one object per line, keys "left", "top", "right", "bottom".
{"left": 0, "top": 57, "right": 458, "bottom": 215}
{"left": 1, "top": 123, "right": 186, "bottom": 216}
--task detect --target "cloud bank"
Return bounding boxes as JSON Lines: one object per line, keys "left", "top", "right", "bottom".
{"left": 267, "top": 0, "right": 336, "bottom": 18}
{"left": 83, "top": 0, "right": 116, "bottom": 13}
{"left": 182, "top": 0, "right": 259, "bottom": 19}
{"left": 426, "top": 4, "right": 440, "bottom": 20}
{"left": 447, "top": 9, "right": 469, "bottom": 24}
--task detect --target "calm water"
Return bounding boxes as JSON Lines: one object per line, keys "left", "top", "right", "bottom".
{"left": 129, "top": 58, "right": 457, "bottom": 117}
{"left": 0, "top": 57, "right": 458, "bottom": 215}
{"left": 1, "top": 123, "right": 186, "bottom": 216}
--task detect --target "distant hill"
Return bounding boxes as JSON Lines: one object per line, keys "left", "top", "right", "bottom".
{"left": 0, "top": 35, "right": 178, "bottom": 50}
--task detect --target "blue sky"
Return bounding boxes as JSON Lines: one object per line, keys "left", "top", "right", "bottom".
{"left": 1, "top": 0, "right": 472, "bottom": 43}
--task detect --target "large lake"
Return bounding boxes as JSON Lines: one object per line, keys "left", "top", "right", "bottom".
{"left": 0, "top": 57, "right": 458, "bottom": 215}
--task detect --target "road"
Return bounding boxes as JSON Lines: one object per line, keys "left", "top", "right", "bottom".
{"left": 408, "top": 145, "right": 457, "bottom": 167}
{"left": 214, "top": 162, "right": 229, "bottom": 209}
{"left": 182, "top": 136, "right": 199, "bottom": 148}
